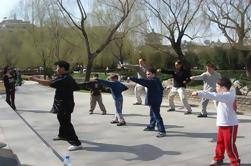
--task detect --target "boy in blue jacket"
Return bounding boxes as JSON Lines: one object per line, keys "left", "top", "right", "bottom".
{"left": 96, "top": 74, "right": 128, "bottom": 126}
{"left": 129, "top": 68, "right": 166, "bottom": 137}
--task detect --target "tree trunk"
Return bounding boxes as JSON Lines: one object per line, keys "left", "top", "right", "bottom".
{"left": 173, "top": 43, "right": 184, "bottom": 60}
{"left": 85, "top": 56, "right": 94, "bottom": 81}
{"left": 43, "top": 60, "right": 47, "bottom": 80}
{"left": 172, "top": 43, "right": 192, "bottom": 70}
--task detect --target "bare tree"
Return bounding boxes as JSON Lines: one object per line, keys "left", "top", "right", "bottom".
{"left": 110, "top": 33, "right": 128, "bottom": 64}
{"left": 143, "top": 0, "right": 203, "bottom": 60}
{"left": 46, "top": 1, "right": 63, "bottom": 60}
{"left": 56, "top": 0, "right": 135, "bottom": 81}
{"left": 205, "top": 0, "right": 251, "bottom": 49}
{"left": 30, "top": 0, "right": 52, "bottom": 79}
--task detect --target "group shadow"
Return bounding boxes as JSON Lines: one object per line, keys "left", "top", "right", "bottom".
{"left": 127, "top": 122, "right": 244, "bottom": 143}
{"left": 81, "top": 140, "right": 180, "bottom": 161}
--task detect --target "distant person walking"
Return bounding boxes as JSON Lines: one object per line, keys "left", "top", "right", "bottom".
{"left": 129, "top": 68, "right": 166, "bottom": 137}
{"left": 3, "top": 66, "right": 16, "bottom": 110}
{"left": 15, "top": 69, "right": 23, "bottom": 86}
{"left": 81, "top": 74, "right": 107, "bottom": 115}
{"left": 30, "top": 60, "right": 82, "bottom": 151}
{"left": 96, "top": 74, "right": 128, "bottom": 126}
{"left": 158, "top": 60, "right": 192, "bottom": 114}
{"left": 192, "top": 78, "right": 240, "bottom": 166}
{"left": 122, "top": 58, "right": 148, "bottom": 105}
{"left": 190, "top": 63, "right": 221, "bottom": 117}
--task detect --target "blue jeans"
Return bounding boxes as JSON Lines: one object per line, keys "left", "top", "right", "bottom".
{"left": 115, "top": 98, "right": 123, "bottom": 114}
{"left": 114, "top": 97, "right": 125, "bottom": 122}
{"left": 147, "top": 105, "right": 166, "bottom": 133}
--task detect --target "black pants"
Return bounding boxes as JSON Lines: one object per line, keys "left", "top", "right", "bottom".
{"left": 57, "top": 112, "right": 81, "bottom": 146}
{"left": 6, "top": 89, "right": 16, "bottom": 110}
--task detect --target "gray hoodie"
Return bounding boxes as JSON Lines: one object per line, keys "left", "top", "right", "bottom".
{"left": 192, "top": 71, "right": 221, "bottom": 91}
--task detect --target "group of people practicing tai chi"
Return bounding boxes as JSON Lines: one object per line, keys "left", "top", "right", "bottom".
{"left": 24, "top": 56, "right": 250, "bottom": 166}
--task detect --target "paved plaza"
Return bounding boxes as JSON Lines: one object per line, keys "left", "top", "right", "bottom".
{"left": 0, "top": 81, "right": 251, "bottom": 166}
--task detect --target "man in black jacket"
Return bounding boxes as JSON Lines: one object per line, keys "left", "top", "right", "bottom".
{"left": 30, "top": 60, "right": 82, "bottom": 151}
{"left": 158, "top": 60, "right": 192, "bottom": 114}
{"left": 3, "top": 66, "right": 16, "bottom": 110}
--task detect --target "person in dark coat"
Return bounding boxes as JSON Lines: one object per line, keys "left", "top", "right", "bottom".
{"left": 3, "top": 66, "right": 16, "bottom": 110}
{"left": 158, "top": 60, "right": 192, "bottom": 114}
{"left": 30, "top": 60, "right": 82, "bottom": 151}
{"left": 129, "top": 68, "right": 166, "bottom": 138}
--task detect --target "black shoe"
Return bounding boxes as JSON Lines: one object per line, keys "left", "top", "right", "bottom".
{"left": 133, "top": 102, "right": 142, "bottom": 105}
{"left": 143, "top": 127, "right": 155, "bottom": 131}
{"left": 102, "top": 112, "right": 106, "bottom": 115}
{"left": 53, "top": 136, "right": 66, "bottom": 141}
{"left": 50, "top": 108, "right": 58, "bottom": 114}
{"left": 167, "top": 109, "right": 175, "bottom": 112}
{"left": 89, "top": 111, "right": 93, "bottom": 114}
{"left": 0, "top": 142, "right": 7, "bottom": 149}
{"left": 110, "top": 120, "right": 119, "bottom": 124}
{"left": 197, "top": 113, "right": 207, "bottom": 118}
{"left": 184, "top": 111, "right": 192, "bottom": 115}
{"left": 156, "top": 132, "right": 166, "bottom": 138}
{"left": 117, "top": 121, "right": 126, "bottom": 126}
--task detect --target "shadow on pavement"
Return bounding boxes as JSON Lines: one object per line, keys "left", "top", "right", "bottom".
{"left": 124, "top": 114, "right": 149, "bottom": 117}
{"left": 17, "top": 109, "right": 50, "bottom": 114}
{"left": 127, "top": 122, "right": 184, "bottom": 129}
{"left": 166, "top": 131, "right": 245, "bottom": 143}
{"left": 223, "top": 163, "right": 250, "bottom": 166}
{"left": 81, "top": 140, "right": 181, "bottom": 161}
{"left": 239, "top": 119, "right": 251, "bottom": 123}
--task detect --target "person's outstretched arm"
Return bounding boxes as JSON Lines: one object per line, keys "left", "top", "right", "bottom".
{"left": 30, "top": 76, "right": 50, "bottom": 86}
{"left": 190, "top": 73, "right": 206, "bottom": 81}
{"left": 121, "top": 83, "right": 128, "bottom": 91}
{"left": 78, "top": 82, "right": 93, "bottom": 89}
{"left": 122, "top": 64, "right": 139, "bottom": 70}
{"left": 129, "top": 77, "right": 152, "bottom": 88}
{"left": 192, "top": 91, "right": 233, "bottom": 103}
{"left": 96, "top": 79, "right": 114, "bottom": 88}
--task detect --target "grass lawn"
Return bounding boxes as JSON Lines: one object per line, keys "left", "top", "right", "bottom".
{"left": 0, "top": 81, "right": 5, "bottom": 93}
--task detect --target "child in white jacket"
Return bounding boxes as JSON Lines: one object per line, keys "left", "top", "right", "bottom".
{"left": 192, "top": 77, "right": 240, "bottom": 166}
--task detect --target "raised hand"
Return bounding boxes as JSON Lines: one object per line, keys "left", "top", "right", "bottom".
{"left": 191, "top": 91, "right": 198, "bottom": 96}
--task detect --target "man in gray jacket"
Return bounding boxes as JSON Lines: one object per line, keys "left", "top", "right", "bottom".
{"left": 190, "top": 63, "right": 221, "bottom": 117}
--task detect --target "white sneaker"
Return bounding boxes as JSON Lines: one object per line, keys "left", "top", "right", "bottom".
{"left": 68, "top": 145, "right": 82, "bottom": 151}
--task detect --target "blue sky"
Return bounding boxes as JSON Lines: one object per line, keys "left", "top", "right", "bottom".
{"left": 0, "top": 0, "right": 19, "bottom": 20}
